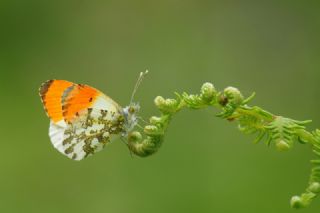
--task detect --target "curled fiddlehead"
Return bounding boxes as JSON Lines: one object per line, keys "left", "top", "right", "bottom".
{"left": 290, "top": 129, "right": 320, "bottom": 208}
{"left": 126, "top": 82, "right": 319, "bottom": 208}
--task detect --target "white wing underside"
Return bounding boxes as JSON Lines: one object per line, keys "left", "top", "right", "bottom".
{"left": 48, "top": 95, "right": 124, "bottom": 161}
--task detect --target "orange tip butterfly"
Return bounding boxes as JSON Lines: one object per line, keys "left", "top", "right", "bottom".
{"left": 39, "top": 71, "right": 148, "bottom": 161}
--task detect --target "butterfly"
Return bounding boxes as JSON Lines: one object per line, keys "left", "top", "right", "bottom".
{"left": 39, "top": 71, "right": 148, "bottom": 161}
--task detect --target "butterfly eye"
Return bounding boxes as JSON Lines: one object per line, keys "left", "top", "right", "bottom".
{"left": 128, "top": 106, "right": 135, "bottom": 114}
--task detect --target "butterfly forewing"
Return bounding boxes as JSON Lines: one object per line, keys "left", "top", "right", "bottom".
{"left": 39, "top": 80, "right": 74, "bottom": 125}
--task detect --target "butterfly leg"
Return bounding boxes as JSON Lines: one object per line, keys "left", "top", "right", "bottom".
{"left": 120, "top": 136, "right": 134, "bottom": 158}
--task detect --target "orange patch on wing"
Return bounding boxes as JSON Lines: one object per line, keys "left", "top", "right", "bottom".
{"left": 39, "top": 80, "right": 74, "bottom": 123}
{"left": 62, "top": 84, "right": 100, "bottom": 123}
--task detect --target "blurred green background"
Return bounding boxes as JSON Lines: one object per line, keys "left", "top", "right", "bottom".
{"left": 0, "top": 0, "right": 319, "bottom": 212}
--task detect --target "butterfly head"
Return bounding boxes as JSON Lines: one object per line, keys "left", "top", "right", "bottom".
{"left": 123, "top": 103, "right": 140, "bottom": 132}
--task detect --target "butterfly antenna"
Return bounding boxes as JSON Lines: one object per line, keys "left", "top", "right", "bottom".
{"left": 130, "top": 70, "right": 149, "bottom": 104}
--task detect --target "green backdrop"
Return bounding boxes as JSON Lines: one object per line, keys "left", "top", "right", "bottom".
{"left": 1, "top": 1, "right": 319, "bottom": 212}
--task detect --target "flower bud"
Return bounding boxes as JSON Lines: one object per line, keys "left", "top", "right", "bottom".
{"left": 128, "top": 131, "right": 142, "bottom": 143}
{"left": 165, "top": 98, "right": 178, "bottom": 108}
{"left": 200, "top": 82, "right": 216, "bottom": 102}
{"left": 150, "top": 116, "right": 162, "bottom": 125}
{"left": 223, "top": 86, "right": 243, "bottom": 105}
{"left": 290, "top": 196, "right": 305, "bottom": 209}
{"left": 154, "top": 96, "right": 178, "bottom": 113}
{"left": 308, "top": 182, "right": 320, "bottom": 193}
{"left": 275, "top": 140, "right": 291, "bottom": 151}
{"left": 144, "top": 125, "right": 161, "bottom": 136}
{"left": 154, "top": 96, "right": 166, "bottom": 108}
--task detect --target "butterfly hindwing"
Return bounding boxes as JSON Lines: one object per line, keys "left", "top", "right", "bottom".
{"left": 49, "top": 108, "right": 125, "bottom": 160}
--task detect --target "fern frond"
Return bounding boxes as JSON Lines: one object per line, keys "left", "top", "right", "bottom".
{"left": 125, "top": 81, "right": 319, "bottom": 209}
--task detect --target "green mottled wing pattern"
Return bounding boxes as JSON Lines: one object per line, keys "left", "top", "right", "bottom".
{"left": 49, "top": 108, "right": 125, "bottom": 160}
